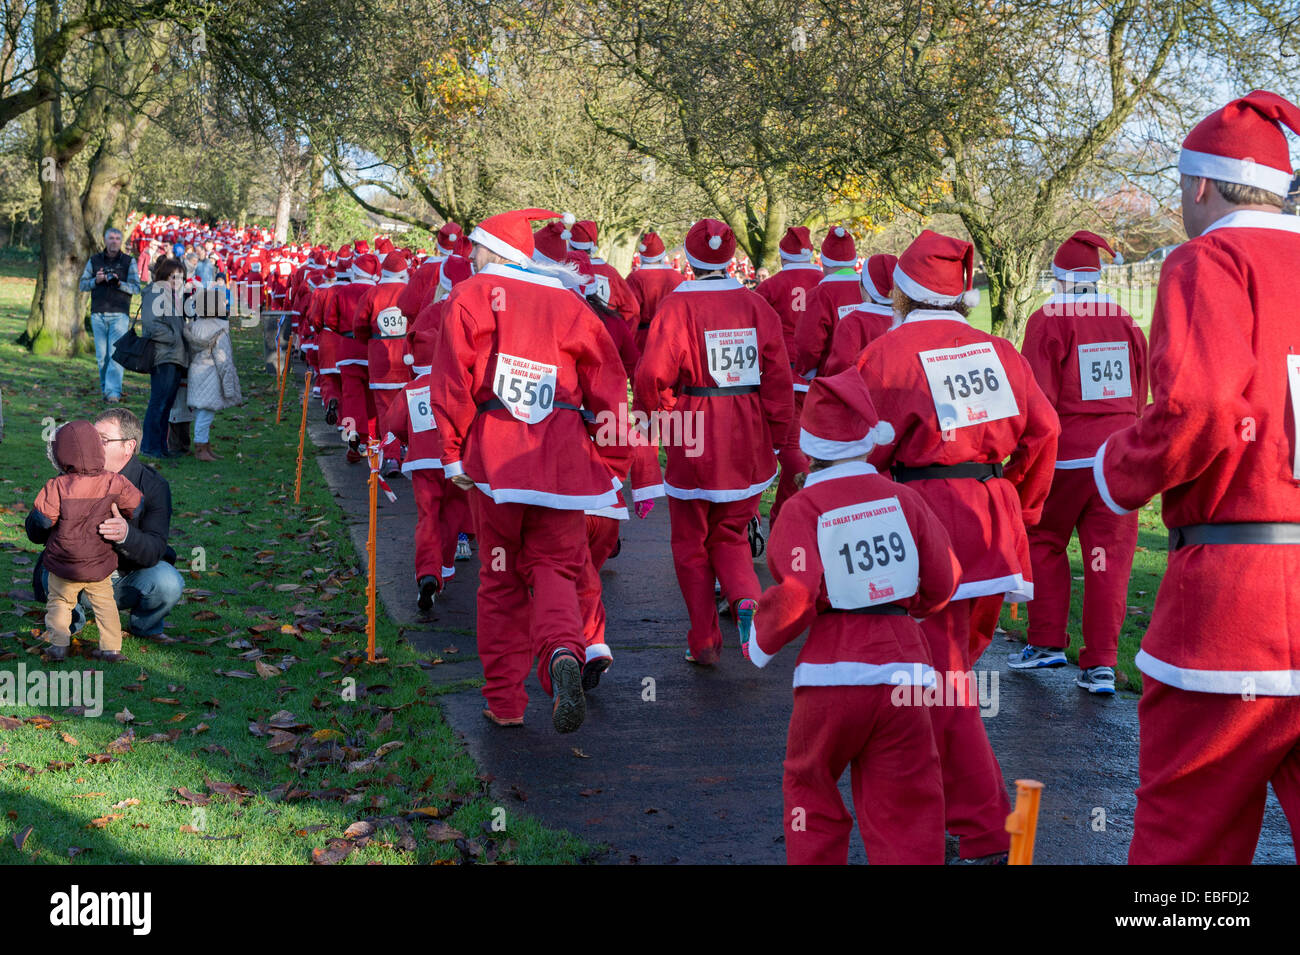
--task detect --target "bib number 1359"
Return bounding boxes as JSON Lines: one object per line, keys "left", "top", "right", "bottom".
{"left": 816, "top": 497, "right": 920, "bottom": 610}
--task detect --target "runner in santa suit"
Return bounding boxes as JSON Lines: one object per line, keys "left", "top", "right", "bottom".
{"left": 331, "top": 251, "right": 379, "bottom": 463}
{"left": 314, "top": 246, "right": 352, "bottom": 427}
{"left": 358, "top": 251, "right": 413, "bottom": 476}
{"left": 1092, "top": 92, "right": 1300, "bottom": 864}
{"left": 635, "top": 218, "right": 794, "bottom": 665}
{"left": 431, "top": 208, "right": 632, "bottom": 733}
{"left": 565, "top": 219, "right": 640, "bottom": 331}
{"left": 753, "top": 228, "right": 823, "bottom": 527}
{"left": 625, "top": 230, "right": 685, "bottom": 353}
{"left": 824, "top": 254, "right": 897, "bottom": 376}
{"left": 854, "top": 230, "right": 1059, "bottom": 862}
{"left": 792, "top": 226, "right": 863, "bottom": 388}
{"left": 1012, "top": 231, "right": 1149, "bottom": 694}
{"left": 746, "top": 369, "right": 960, "bottom": 864}
{"left": 294, "top": 261, "right": 327, "bottom": 379}
{"left": 398, "top": 222, "right": 463, "bottom": 322}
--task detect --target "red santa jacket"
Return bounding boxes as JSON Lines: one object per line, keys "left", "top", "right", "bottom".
{"left": 634, "top": 276, "right": 794, "bottom": 500}
{"left": 589, "top": 259, "right": 640, "bottom": 329}
{"left": 753, "top": 263, "right": 824, "bottom": 377}
{"left": 358, "top": 278, "right": 412, "bottom": 387}
{"left": 1021, "top": 293, "right": 1149, "bottom": 466}
{"left": 397, "top": 257, "right": 443, "bottom": 321}
{"left": 793, "top": 270, "right": 865, "bottom": 388}
{"left": 381, "top": 372, "right": 445, "bottom": 475}
{"left": 330, "top": 278, "right": 374, "bottom": 368}
{"left": 825, "top": 302, "right": 894, "bottom": 377}
{"left": 748, "top": 460, "right": 961, "bottom": 686}
{"left": 431, "top": 263, "right": 632, "bottom": 509}
{"left": 856, "top": 309, "right": 1060, "bottom": 601}
{"left": 626, "top": 263, "right": 685, "bottom": 344}
{"left": 1095, "top": 210, "right": 1300, "bottom": 694}
{"left": 406, "top": 296, "right": 444, "bottom": 377}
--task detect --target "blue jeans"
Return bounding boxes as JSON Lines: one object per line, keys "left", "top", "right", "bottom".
{"left": 142, "top": 362, "right": 183, "bottom": 455}
{"left": 38, "top": 561, "right": 184, "bottom": 638}
{"left": 90, "top": 311, "right": 131, "bottom": 399}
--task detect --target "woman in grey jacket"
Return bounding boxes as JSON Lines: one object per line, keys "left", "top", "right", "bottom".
{"left": 139, "top": 258, "right": 188, "bottom": 458}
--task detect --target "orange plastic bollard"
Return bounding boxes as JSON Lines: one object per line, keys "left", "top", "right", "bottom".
{"left": 1005, "top": 779, "right": 1044, "bottom": 865}
{"left": 365, "top": 444, "right": 379, "bottom": 663}
{"left": 275, "top": 339, "right": 290, "bottom": 425}
{"left": 294, "top": 369, "right": 313, "bottom": 504}
{"left": 1010, "top": 602, "right": 1019, "bottom": 621}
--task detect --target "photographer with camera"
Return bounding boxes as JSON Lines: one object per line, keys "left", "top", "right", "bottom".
{"left": 79, "top": 227, "right": 142, "bottom": 403}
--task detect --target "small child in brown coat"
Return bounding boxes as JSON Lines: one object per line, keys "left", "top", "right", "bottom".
{"left": 32, "top": 420, "right": 142, "bottom": 661}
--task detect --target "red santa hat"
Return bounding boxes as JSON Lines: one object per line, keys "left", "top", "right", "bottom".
{"left": 380, "top": 251, "right": 409, "bottom": 282}
{"left": 469, "top": 208, "right": 568, "bottom": 267}
{"left": 893, "top": 229, "right": 980, "bottom": 308}
{"left": 376, "top": 236, "right": 395, "bottom": 256}
{"left": 778, "top": 226, "right": 814, "bottom": 263}
{"left": 565, "top": 248, "right": 599, "bottom": 296}
{"left": 820, "top": 226, "right": 857, "bottom": 269}
{"left": 354, "top": 238, "right": 371, "bottom": 256}
{"left": 1052, "top": 231, "right": 1114, "bottom": 283}
{"left": 683, "top": 218, "right": 736, "bottom": 271}
{"left": 638, "top": 230, "right": 666, "bottom": 262}
{"left": 352, "top": 252, "right": 380, "bottom": 282}
{"left": 798, "top": 369, "right": 895, "bottom": 461}
{"left": 436, "top": 222, "right": 464, "bottom": 256}
{"left": 860, "top": 253, "right": 897, "bottom": 305}
{"left": 1179, "top": 90, "right": 1300, "bottom": 199}
{"left": 438, "top": 254, "right": 473, "bottom": 293}
{"left": 532, "top": 221, "right": 570, "bottom": 265}
{"left": 567, "top": 219, "right": 598, "bottom": 251}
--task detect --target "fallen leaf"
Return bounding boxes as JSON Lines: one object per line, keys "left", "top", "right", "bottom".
{"left": 67, "top": 847, "right": 90, "bottom": 859}
{"left": 111, "top": 798, "right": 140, "bottom": 810}
{"left": 173, "top": 787, "right": 211, "bottom": 807}
{"left": 87, "top": 814, "right": 124, "bottom": 829}
{"left": 70, "top": 793, "right": 108, "bottom": 799}
{"left": 0, "top": 715, "right": 23, "bottom": 731}
{"left": 82, "top": 754, "right": 113, "bottom": 765}
{"left": 255, "top": 659, "right": 280, "bottom": 679}
{"left": 106, "top": 731, "right": 134, "bottom": 754}
{"left": 343, "top": 820, "right": 376, "bottom": 840}
{"left": 190, "top": 723, "right": 210, "bottom": 735}
{"left": 13, "top": 826, "right": 32, "bottom": 850}
{"left": 60, "top": 732, "right": 78, "bottom": 746}
{"left": 374, "top": 741, "right": 403, "bottom": 758}
{"left": 571, "top": 748, "right": 591, "bottom": 759}
{"left": 267, "top": 731, "right": 298, "bottom": 754}
{"left": 426, "top": 821, "right": 465, "bottom": 843}
{"left": 115, "top": 707, "right": 135, "bottom": 724}
{"left": 216, "top": 669, "right": 255, "bottom": 679}
{"left": 150, "top": 697, "right": 181, "bottom": 705}
{"left": 46, "top": 760, "right": 75, "bottom": 772}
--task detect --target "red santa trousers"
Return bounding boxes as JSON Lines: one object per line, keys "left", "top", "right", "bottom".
{"left": 1129, "top": 678, "right": 1300, "bottom": 864}
{"left": 1026, "top": 467, "right": 1138, "bottom": 669}
{"left": 470, "top": 492, "right": 588, "bottom": 721}
{"left": 339, "top": 364, "right": 375, "bottom": 442}
{"left": 578, "top": 515, "right": 621, "bottom": 656}
{"left": 784, "top": 684, "right": 946, "bottom": 865}
{"left": 920, "top": 598, "right": 1012, "bottom": 858}
{"left": 318, "top": 370, "right": 341, "bottom": 410}
{"left": 369, "top": 386, "right": 403, "bottom": 461}
{"left": 769, "top": 390, "right": 809, "bottom": 527}
{"left": 667, "top": 495, "right": 762, "bottom": 664}
{"left": 411, "top": 471, "right": 471, "bottom": 585}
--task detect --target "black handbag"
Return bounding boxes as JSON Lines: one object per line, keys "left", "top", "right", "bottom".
{"left": 111, "top": 307, "right": 155, "bottom": 374}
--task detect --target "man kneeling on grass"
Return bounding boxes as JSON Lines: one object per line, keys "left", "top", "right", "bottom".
{"left": 27, "top": 407, "right": 185, "bottom": 647}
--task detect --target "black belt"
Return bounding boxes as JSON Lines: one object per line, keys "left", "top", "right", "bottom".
{"left": 476, "top": 396, "right": 594, "bottom": 424}
{"left": 827, "top": 604, "right": 908, "bottom": 616}
{"left": 892, "top": 462, "right": 1003, "bottom": 483}
{"left": 340, "top": 332, "right": 355, "bottom": 338}
{"left": 684, "top": 385, "right": 760, "bottom": 397}
{"left": 638, "top": 322, "right": 652, "bottom": 331}
{"left": 1169, "top": 522, "right": 1300, "bottom": 551}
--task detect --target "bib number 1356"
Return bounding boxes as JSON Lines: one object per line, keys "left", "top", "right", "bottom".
{"left": 919, "top": 342, "right": 1018, "bottom": 431}
{"left": 816, "top": 498, "right": 920, "bottom": 610}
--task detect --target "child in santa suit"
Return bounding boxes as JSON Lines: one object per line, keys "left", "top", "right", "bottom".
{"left": 314, "top": 247, "right": 352, "bottom": 429}
{"left": 635, "top": 218, "right": 794, "bottom": 665}
{"left": 431, "top": 208, "right": 632, "bottom": 734}
{"left": 823, "top": 254, "right": 898, "bottom": 376}
{"left": 753, "top": 226, "right": 826, "bottom": 527}
{"left": 565, "top": 219, "right": 640, "bottom": 330}
{"left": 331, "top": 251, "right": 380, "bottom": 463}
{"left": 746, "top": 370, "right": 960, "bottom": 864}
{"left": 358, "top": 251, "right": 413, "bottom": 476}
{"left": 854, "top": 229, "right": 1059, "bottom": 862}
{"left": 625, "top": 230, "right": 685, "bottom": 353}
{"left": 792, "top": 226, "right": 863, "bottom": 387}
{"left": 1013, "top": 231, "right": 1149, "bottom": 693}
{"left": 1094, "top": 91, "right": 1300, "bottom": 864}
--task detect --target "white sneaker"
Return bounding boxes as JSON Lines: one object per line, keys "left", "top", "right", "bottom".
{"left": 1076, "top": 666, "right": 1116, "bottom": 695}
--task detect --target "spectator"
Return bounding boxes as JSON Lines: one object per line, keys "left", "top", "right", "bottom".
{"left": 139, "top": 258, "right": 189, "bottom": 459}
{"left": 27, "top": 407, "right": 185, "bottom": 642}
{"left": 194, "top": 247, "right": 216, "bottom": 286}
{"left": 31, "top": 420, "right": 143, "bottom": 662}
{"left": 79, "top": 227, "right": 141, "bottom": 403}
{"left": 184, "top": 295, "right": 242, "bottom": 461}
{"left": 183, "top": 252, "right": 200, "bottom": 282}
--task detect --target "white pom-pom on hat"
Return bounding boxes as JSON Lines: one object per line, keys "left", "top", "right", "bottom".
{"left": 708, "top": 235, "right": 722, "bottom": 250}
{"left": 871, "top": 420, "right": 896, "bottom": 447}
{"left": 403, "top": 353, "right": 414, "bottom": 366}
{"left": 561, "top": 212, "right": 576, "bottom": 227}
{"left": 561, "top": 230, "right": 571, "bottom": 240}
{"left": 960, "top": 289, "right": 980, "bottom": 308}
{"left": 834, "top": 226, "right": 845, "bottom": 237}
{"left": 638, "top": 243, "right": 646, "bottom": 252}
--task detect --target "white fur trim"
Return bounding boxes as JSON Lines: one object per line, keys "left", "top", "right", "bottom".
{"left": 1092, "top": 438, "right": 1134, "bottom": 515}
{"left": 1051, "top": 263, "right": 1102, "bottom": 283}
{"left": 638, "top": 253, "right": 667, "bottom": 264}
{"left": 860, "top": 267, "right": 890, "bottom": 305}
{"left": 1136, "top": 649, "right": 1300, "bottom": 695}
{"left": 631, "top": 482, "right": 665, "bottom": 501}
{"left": 672, "top": 277, "right": 743, "bottom": 292}
{"left": 801, "top": 460, "right": 877, "bottom": 488}
{"left": 1179, "top": 147, "right": 1293, "bottom": 198}
{"left": 585, "top": 504, "right": 629, "bottom": 520}
{"left": 442, "top": 460, "right": 464, "bottom": 478}
{"left": 1054, "top": 456, "right": 1094, "bottom": 469}
{"left": 474, "top": 477, "right": 621, "bottom": 510}
{"left": 402, "top": 458, "right": 444, "bottom": 474}
{"left": 893, "top": 263, "right": 967, "bottom": 308}
{"left": 479, "top": 261, "right": 564, "bottom": 289}
{"left": 585, "top": 644, "right": 613, "bottom": 664}
{"left": 412, "top": 365, "right": 432, "bottom": 376}
{"left": 1200, "top": 209, "right": 1300, "bottom": 236}
{"left": 684, "top": 249, "right": 733, "bottom": 271}
{"left": 468, "top": 226, "right": 531, "bottom": 268}
{"left": 793, "top": 661, "right": 936, "bottom": 689}
{"left": 747, "top": 619, "right": 775, "bottom": 668}
{"left": 952, "top": 573, "right": 1032, "bottom": 603}
{"left": 819, "top": 255, "right": 857, "bottom": 269}
{"left": 380, "top": 270, "right": 409, "bottom": 283}
{"left": 664, "top": 471, "right": 776, "bottom": 502}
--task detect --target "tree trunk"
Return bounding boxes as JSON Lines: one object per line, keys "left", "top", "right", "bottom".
{"left": 273, "top": 169, "right": 294, "bottom": 242}
{"left": 982, "top": 248, "right": 1039, "bottom": 345}
{"left": 605, "top": 231, "right": 636, "bottom": 274}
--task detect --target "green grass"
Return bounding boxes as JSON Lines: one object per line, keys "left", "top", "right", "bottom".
{"left": 968, "top": 283, "right": 1157, "bottom": 336}
{"left": 0, "top": 266, "right": 591, "bottom": 864}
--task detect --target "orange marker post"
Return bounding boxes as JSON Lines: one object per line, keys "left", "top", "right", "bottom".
{"left": 1005, "top": 779, "right": 1045, "bottom": 865}
{"left": 275, "top": 335, "right": 290, "bottom": 424}
{"left": 1010, "top": 602, "right": 1019, "bottom": 621}
{"left": 294, "top": 369, "right": 313, "bottom": 504}
{"left": 365, "top": 442, "right": 379, "bottom": 663}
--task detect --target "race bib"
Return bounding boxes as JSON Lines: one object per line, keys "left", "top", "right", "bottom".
{"left": 816, "top": 498, "right": 920, "bottom": 610}
{"left": 406, "top": 385, "right": 436, "bottom": 433}
{"left": 592, "top": 274, "right": 611, "bottom": 305}
{"left": 376, "top": 306, "right": 407, "bottom": 338}
{"left": 277, "top": 261, "right": 291, "bottom": 275}
{"left": 1288, "top": 355, "right": 1300, "bottom": 480}
{"left": 1078, "top": 342, "right": 1132, "bottom": 401}
{"left": 837, "top": 303, "right": 866, "bottom": 321}
{"left": 493, "top": 353, "right": 559, "bottom": 424}
{"left": 704, "top": 327, "right": 761, "bottom": 388}
{"left": 918, "top": 342, "right": 1018, "bottom": 430}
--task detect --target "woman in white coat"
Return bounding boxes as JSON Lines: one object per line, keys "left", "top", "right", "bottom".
{"left": 182, "top": 300, "right": 243, "bottom": 461}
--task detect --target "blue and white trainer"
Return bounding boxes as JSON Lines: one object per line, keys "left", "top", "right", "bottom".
{"left": 1076, "top": 666, "right": 1116, "bottom": 694}
{"left": 1007, "top": 645, "right": 1067, "bottom": 669}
